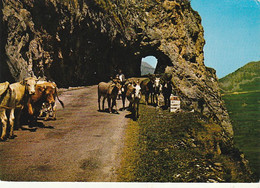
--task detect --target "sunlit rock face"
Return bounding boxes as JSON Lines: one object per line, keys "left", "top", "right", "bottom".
{"left": 1, "top": 0, "right": 232, "bottom": 137}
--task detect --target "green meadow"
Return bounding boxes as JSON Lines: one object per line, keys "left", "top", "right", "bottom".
{"left": 222, "top": 91, "right": 260, "bottom": 179}
{"left": 219, "top": 61, "right": 260, "bottom": 179}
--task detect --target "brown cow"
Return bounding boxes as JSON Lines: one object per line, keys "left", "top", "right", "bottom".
{"left": 140, "top": 77, "right": 154, "bottom": 105}
{"left": 39, "top": 82, "right": 64, "bottom": 120}
{"left": 98, "top": 79, "right": 121, "bottom": 113}
{"left": 26, "top": 81, "right": 64, "bottom": 124}
{"left": 140, "top": 75, "right": 161, "bottom": 106}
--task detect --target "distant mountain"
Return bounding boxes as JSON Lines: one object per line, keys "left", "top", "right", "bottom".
{"left": 219, "top": 61, "right": 260, "bottom": 93}
{"left": 141, "top": 61, "right": 155, "bottom": 76}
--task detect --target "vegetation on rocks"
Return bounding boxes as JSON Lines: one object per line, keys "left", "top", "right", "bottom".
{"left": 117, "top": 103, "right": 254, "bottom": 182}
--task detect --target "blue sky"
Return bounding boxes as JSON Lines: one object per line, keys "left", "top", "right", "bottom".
{"left": 143, "top": 0, "right": 260, "bottom": 78}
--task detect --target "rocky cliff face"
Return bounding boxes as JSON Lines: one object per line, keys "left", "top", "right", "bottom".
{"left": 1, "top": 1, "right": 232, "bottom": 138}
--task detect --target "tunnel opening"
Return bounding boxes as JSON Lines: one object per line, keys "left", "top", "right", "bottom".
{"left": 141, "top": 56, "right": 157, "bottom": 76}
{"left": 139, "top": 50, "right": 173, "bottom": 77}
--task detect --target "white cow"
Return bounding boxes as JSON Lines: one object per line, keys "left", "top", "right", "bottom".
{"left": 9, "top": 77, "right": 37, "bottom": 136}
{"left": 0, "top": 82, "right": 16, "bottom": 140}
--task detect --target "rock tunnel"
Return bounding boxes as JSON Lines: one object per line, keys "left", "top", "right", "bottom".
{"left": 139, "top": 50, "right": 173, "bottom": 75}
{"left": 1, "top": 0, "right": 233, "bottom": 137}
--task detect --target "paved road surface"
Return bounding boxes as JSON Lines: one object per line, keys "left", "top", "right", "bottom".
{"left": 0, "top": 86, "right": 130, "bottom": 181}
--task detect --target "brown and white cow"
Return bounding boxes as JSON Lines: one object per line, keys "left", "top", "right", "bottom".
{"left": 27, "top": 81, "right": 64, "bottom": 123}
{"left": 98, "top": 79, "right": 121, "bottom": 113}
{"left": 152, "top": 76, "right": 161, "bottom": 106}
{"left": 141, "top": 75, "right": 161, "bottom": 106}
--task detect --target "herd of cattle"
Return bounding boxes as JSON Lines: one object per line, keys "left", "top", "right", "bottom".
{"left": 0, "top": 74, "right": 174, "bottom": 141}
{"left": 0, "top": 77, "right": 64, "bottom": 141}
{"left": 98, "top": 73, "right": 174, "bottom": 119}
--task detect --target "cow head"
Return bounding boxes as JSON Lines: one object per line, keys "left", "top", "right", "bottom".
{"left": 113, "top": 79, "right": 122, "bottom": 92}
{"left": 35, "top": 82, "right": 56, "bottom": 105}
{"left": 154, "top": 77, "right": 160, "bottom": 87}
{"left": 130, "top": 80, "right": 141, "bottom": 100}
{"left": 153, "top": 77, "right": 161, "bottom": 92}
{"left": 118, "top": 80, "right": 127, "bottom": 95}
{"left": 134, "top": 84, "right": 142, "bottom": 99}
{"left": 44, "top": 86, "right": 56, "bottom": 105}
{"left": 21, "top": 77, "right": 38, "bottom": 95}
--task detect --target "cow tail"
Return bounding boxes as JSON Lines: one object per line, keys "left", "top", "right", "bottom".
{"left": 55, "top": 87, "right": 64, "bottom": 108}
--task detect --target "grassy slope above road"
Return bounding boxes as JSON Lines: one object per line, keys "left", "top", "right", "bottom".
{"left": 117, "top": 103, "right": 254, "bottom": 182}
{"left": 219, "top": 61, "right": 260, "bottom": 179}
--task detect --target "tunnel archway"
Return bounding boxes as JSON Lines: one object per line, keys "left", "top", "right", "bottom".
{"left": 139, "top": 50, "right": 173, "bottom": 77}
{"left": 141, "top": 56, "right": 157, "bottom": 76}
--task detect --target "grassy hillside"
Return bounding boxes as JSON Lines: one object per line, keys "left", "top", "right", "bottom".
{"left": 219, "top": 61, "right": 260, "bottom": 179}
{"left": 219, "top": 61, "right": 260, "bottom": 93}
{"left": 117, "top": 104, "right": 254, "bottom": 182}
{"left": 222, "top": 92, "right": 260, "bottom": 179}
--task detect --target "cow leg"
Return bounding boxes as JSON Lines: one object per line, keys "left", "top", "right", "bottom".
{"left": 122, "top": 95, "right": 125, "bottom": 110}
{"left": 110, "top": 98, "right": 114, "bottom": 112}
{"left": 115, "top": 100, "right": 118, "bottom": 112}
{"left": 164, "top": 96, "right": 169, "bottom": 109}
{"left": 167, "top": 96, "right": 170, "bottom": 108}
{"left": 129, "top": 101, "right": 132, "bottom": 110}
{"left": 0, "top": 110, "right": 8, "bottom": 140}
{"left": 15, "top": 109, "right": 22, "bottom": 130}
{"left": 102, "top": 97, "right": 106, "bottom": 111}
{"left": 98, "top": 95, "right": 101, "bottom": 111}
{"left": 39, "top": 108, "right": 43, "bottom": 117}
{"left": 136, "top": 101, "right": 139, "bottom": 119}
{"left": 52, "top": 104, "right": 57, "bottom": 120}
{"left": 145, "top": 93, "right": 148, "bottom": 105}
{"left": 9, "top": 108, "right": 15, "bottom": 139}
{"left": 44, "top": 109, "right": 50, "bottom": 121}
{"left": 44, "top": 104, "right": 52, "bottom": 121}
{"left": 108, "top": 98, "right": 112, "bottom": 113}
{"left": 112, "top": 99, "right": 117, "bottom": 112}
{"left": 156, "top": 94, "right": 158, "bottom": 106}
{"left": 132, "top": 102, "right": 136, "bottom": 120}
